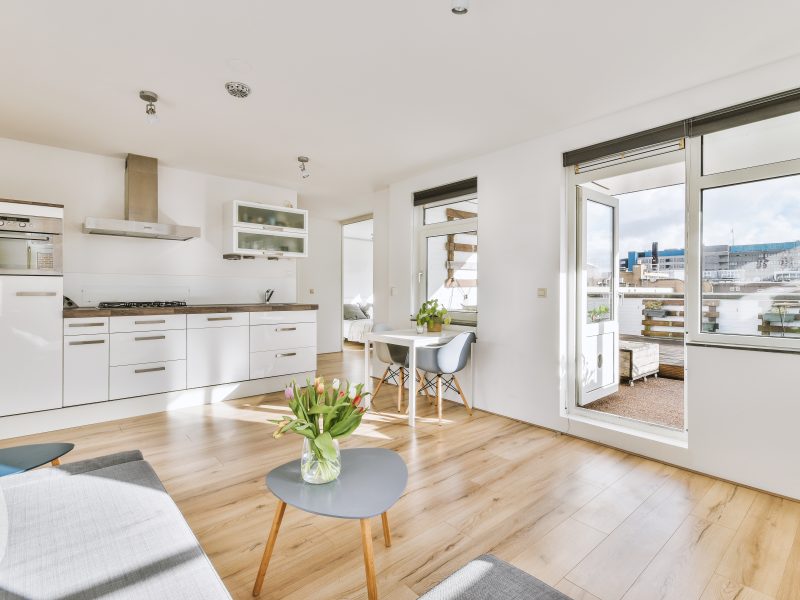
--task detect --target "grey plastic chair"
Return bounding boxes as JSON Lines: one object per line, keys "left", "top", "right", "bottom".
{"left": 371, "top": 324, "right": 414, "bottom": 412}
{"left": 415, "top": 332, "right": 476, "bottom": 423}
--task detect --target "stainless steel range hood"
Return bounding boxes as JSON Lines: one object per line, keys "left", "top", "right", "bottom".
{"left": 83, "top": 154, "right": 201, "bottom": 241}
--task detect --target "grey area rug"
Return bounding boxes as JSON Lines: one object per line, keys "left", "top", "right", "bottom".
{"left": 419, "top": 554, "right": 572, "bottom": 600}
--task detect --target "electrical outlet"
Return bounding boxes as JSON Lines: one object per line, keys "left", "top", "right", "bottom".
{"left": 308, "top": 288, "right": 315, "bottom": 295}
{"left": 537, "top": 288, "right": 547, "bottom": 298}
{"left": 390, "top": 286, "right": 397, "bottom": 297}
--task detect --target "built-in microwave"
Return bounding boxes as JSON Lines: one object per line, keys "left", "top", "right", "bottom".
{"left": 0, "top": 213, "right": 63, "bottom": 275}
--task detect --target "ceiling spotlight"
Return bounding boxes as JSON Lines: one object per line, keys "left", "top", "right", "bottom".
{"left": 139, "top": 90, "right": 159, "bottom": 125}
{"left": 451, "top": 0, "right": 469, "bottom": 14}
{"left": 225, "top": 81, "right": 251, "bottom": 98}
{"left": 297, "top": 156, "right": 310, "bottom": 179}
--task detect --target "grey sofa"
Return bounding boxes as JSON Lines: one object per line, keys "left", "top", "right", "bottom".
{"left": 0, "top": 450, "right": 231, "bottom": 599}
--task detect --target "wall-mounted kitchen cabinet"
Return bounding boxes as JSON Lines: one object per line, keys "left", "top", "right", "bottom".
{"left": 223, "top": 201, "right": 308, "bottom": 259}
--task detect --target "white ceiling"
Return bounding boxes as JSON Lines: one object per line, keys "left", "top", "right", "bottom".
{"left": 3, "top": 1, "right": 800, "bottom": 219}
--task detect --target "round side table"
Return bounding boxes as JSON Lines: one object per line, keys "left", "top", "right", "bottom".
{"left": 0, "top": 442, "right": 74, "bottom": 477}
{"left": 252, "top": 447, "right": 408, "bottom": 600}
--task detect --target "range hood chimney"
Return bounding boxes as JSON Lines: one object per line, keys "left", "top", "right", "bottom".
{"left": 83, "top": 154, "right": 201, "bottom": 241}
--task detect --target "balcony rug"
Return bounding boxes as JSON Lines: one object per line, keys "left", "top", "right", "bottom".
{"left": 419, "top": 554, "right": 572, "bottom": 600}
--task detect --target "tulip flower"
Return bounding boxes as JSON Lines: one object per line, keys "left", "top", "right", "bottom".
{"left": 352, "top": 395, "right": 361, "bottom": 407}
{"left": 332, "top": 378, "right": 340, "bottom": 389}
{"left": 316, "top": 381, "right": 325, "bottom": 394}
{"left": 284, "top": 386, "right": 293, "bottom": 400}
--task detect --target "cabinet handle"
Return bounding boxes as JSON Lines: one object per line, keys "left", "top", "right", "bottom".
{"left": 69, "top": 339, "right": 106, "bottom": 346}
{"left": 276, "top": 352, "right": 297, "bottom": 357}
{"left": 134, "top": 335, "right": 166, "bottom": 341}
{"left": 597, "top": 354, "right": 603, "bottom": 368}
{"left": 276, "top": 327, "right": 297, "bottom": 332}
{"left": 134, "top": 366, "right": 166, "bottom": 374}
{"left": 207, "top": 316, "right": 233, "bottom": 321}
{"left": 68, "top": 322, "right": 105, "bottom": 328}
{"left": 134, "top": 319, "right": 166, "bottom": 325}
{"left": 16, "top": 291, "right": 57, "bottom": 297}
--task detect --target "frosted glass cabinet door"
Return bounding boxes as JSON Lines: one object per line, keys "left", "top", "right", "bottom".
{"left": 235, "top": 202, "right": 307, "bottom": 233}
{"left": 234, "top": 229, "right": 307, "bottom": 257}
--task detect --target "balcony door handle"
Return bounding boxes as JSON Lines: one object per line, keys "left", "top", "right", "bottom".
{"left": 16, "top": 291, "right": 57, "bottom": 297}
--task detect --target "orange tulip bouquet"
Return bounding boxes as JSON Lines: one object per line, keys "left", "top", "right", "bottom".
{"left": 273, "top": 377, "right": 369, "bottom": 484}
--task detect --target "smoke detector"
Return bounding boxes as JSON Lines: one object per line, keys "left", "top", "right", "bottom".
{"left": 225, "top": 82, "right": 251, "bottom": 98}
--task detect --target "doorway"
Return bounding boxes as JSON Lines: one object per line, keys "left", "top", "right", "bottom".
{"left": 570, "top": 153, "right": 687, "bottom": 433}
{"left": 342, "top": 217, "right": 374, "bottom": 349}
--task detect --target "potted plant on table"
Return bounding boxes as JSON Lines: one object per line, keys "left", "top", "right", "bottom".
{"left": 415, "top": 299, "right": 452, "bottom": 332}
{"left": 643, "top": 300, "right": 667, "bottom": 318}
{"left": 272, "top": 378, "right": 369, "bottom": 484}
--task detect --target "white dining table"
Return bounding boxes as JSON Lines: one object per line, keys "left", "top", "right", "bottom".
{"left": 363, "top": 328, "right": 459, "bottom": 426}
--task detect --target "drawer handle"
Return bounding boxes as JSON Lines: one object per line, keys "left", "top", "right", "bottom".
{"left": 134, "top": 335, "right": 166, "bottom": 341}
{"left": 207, "top": 316, "right": 233, "bottom": 321}
{"left": 276, "top": 327, "right": 297, "bottom": 332}
{"left": 134, "top": 366, "right": 166, "bottom": 374}
{"left": 134, "top": 319, "right": 166, "bottom": 325}
{"left": 69, "top": 339, "right": 106, "bottom": 346}
{"left": 276, "top": 352, "right": 297, "bottom": 357}
{"left": 68, "top": 322, "right": 105, "bottom": 328}
{"left": 16, "top": 291, "right": 58, "bottom": 297}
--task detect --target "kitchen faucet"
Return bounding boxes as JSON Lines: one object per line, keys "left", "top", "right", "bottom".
{"left": 264, "top": 289, "right": 275, "bottom": 303}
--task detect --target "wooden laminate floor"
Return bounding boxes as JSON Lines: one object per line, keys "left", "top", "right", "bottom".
{"left": 5, "top": 344, "right": 800, "bottom": 600}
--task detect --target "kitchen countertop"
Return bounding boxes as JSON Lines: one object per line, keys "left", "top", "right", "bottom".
{"left": 63, "top": 303, "right": 319, "bottom": 318}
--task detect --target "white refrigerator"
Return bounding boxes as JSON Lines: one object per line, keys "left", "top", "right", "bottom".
{"left": 0, "top": 275, "right": 63, "bottom": 415}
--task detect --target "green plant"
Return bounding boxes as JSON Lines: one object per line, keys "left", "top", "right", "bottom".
{"left": 272, "top": 378, "right": 368, "bottom": 469}
{"left": 416, "top": 299, "right": 452, "bottom": 326}
{"left": 588, "top": 304, "right": 610, "bottom": 322}
{"left": 643, "top": 300, "right": 664, "bottom": 311}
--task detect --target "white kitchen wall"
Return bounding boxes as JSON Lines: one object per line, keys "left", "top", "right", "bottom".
{"left": 378, "top": 53, "right": 800, "bottom": 499}
{"left": 0, "top": 137, "right": 298, "bottom": 304}
{"left": 297, "top": 214, "right": 342, "bottom": 354}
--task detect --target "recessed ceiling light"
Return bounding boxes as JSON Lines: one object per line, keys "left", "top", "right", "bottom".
{"left": 451, "top": 0, "right": 469, "bottom": 14}
{"left": 225, "top": 82, "right": 251, "bottom": 98}
{"left": 139, "top": 90, "right": 159, "bottom": 125}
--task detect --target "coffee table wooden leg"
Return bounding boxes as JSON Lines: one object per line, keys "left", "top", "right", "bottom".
{"left": 50, "top": 458, "right": 60, "bottom": 466}
{"left": 360, "top": 518, "right": 378, "bottom": 600}
{"left": 252, "top": 500, "right": 287, "bottom": 597}
{"left": 381, "top": 512, "right": 391, "bottom": 547}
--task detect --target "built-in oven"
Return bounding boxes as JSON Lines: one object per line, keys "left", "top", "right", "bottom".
{"left": 0, "top": 213, "right": 63, "bottom": 275}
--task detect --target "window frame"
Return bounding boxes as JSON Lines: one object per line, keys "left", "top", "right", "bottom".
{"left": 414, "top": 193, "right": 479, "bottom": 326}
{"left": 686, "top": 136, "right": 800, "bottom": 350}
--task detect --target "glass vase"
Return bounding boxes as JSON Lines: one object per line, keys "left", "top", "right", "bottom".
{"left": 300, "top": 438, "right": 341, "bottom": 484}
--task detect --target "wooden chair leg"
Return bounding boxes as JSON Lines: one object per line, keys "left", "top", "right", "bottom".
{"left": 252, "top": 500, "right": 287, "bottom": 597}
{"left": 436, "top": 375, "right": 443, "bottom": 424}
{"left": 452, "top": 375, "right": 473, "bottom": 416}
{"left": 397, "top": 367, "right": 404, "bottom": 413}
{"left": 360, "top": 518, "right": 379, "bottom": 600}
{"left": 416, "top": 370, "right": 433, "bottom": 403}
{"left": 372, "top": 367, "right": 389, "bottom": 399}
{"left": 381, "top": 512, "right": 392, "bottom": 547}
{"left": 50, "top": 458, "right": 61, "bottom": 466}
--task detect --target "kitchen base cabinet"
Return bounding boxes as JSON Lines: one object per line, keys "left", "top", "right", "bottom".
{"left": 110, "top": 360, "right": 187, "bottom": 400}
{"left": 63, "top": 334, "right": 109, "bottom": 407}
{"left": 187, "top": 326, "right": 249, "bottom": 388}
{"left": 250, "top": 346, "right": 316, "bottom": 380}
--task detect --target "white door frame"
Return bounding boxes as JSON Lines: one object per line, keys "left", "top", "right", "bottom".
{"left": 565, "top": 149, "right": 688, "bottom": 438}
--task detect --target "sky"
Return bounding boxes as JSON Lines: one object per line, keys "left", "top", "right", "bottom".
{"left": 617, "top": 176, "right": 800, "bottom": 257}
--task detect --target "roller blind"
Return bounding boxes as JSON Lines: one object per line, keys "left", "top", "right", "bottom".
{"left": 413, "top": 177, "right": 477, "bottom": 206}
{"left": 563, "top": 87, "right": 800, "bottom": 167}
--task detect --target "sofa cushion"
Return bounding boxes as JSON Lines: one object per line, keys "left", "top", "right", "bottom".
{"left": 0, "top": 451, "right": 231, "bottom": 599}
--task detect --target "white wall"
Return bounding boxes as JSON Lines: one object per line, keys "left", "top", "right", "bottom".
{"left": 343, "top": 237, "right": 373, "bottom": 305}
{"left": 0, "top": 137, "right": 299, "bottom": 304}
{"left": 297, "top": 215, "right": 342, "bottom": 354}
{"left": 377, "top": 53, "right": 800, "bottom": 499}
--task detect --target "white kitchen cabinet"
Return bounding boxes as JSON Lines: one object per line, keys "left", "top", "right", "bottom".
{"left": 249, "top": 310, "right": 316, "bottom": 326}
{"left": 228, "top": 200, "right": 307, "bottom": 234}
{"left": 63, "top": 333, "right": 109, "bottom": 407}
{"left": 226, "top": 228, "right": 308, "bottom": 258}
{"left": 110, "top": 329, "right": 186, "bottom": 366}
{"left": 186, "top": 312, "right": 249, "bottom": 328}
{"left": 64, "top": 316, "right": 109, "bottom": 334}
{"left": 250, "top": 346, "right": 317, "bottom": 380}
{"left": 0, "top": 276, "right": 62, "bottom": 416}
{"left": 187, "top": 326, "right": 249, "bottom": 388}
{"left": 110, "top": 360, "right": 187, "bottom": 400}
{"left": 110, "top": 314, "right": 186, "bottom": 334}
{"left": 250, "top": 322, "right": 316, "bottom": 352}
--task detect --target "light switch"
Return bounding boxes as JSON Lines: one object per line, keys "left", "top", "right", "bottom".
{"left": 537, "top": 288, "right": 547, "bottom": 298}
{"left": 309, "top": 288, "right": 315, "bottom": 294}
{"left": 390, "top": 286, "right": 397, "bottom": 297}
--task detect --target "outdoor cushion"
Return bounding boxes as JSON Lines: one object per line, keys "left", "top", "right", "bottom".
{"left": 0, "top": 450, "right": 231, "bottom": 599}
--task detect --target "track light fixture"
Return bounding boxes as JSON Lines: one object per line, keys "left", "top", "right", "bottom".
{"left": 298, "top": 156, "right": 310, "bottom": 179}
{"left": 451, "top": 0, "right": 469, "bottom": 14}
{"left": 139, "top": 90, "right": 159, "bottom": 124}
